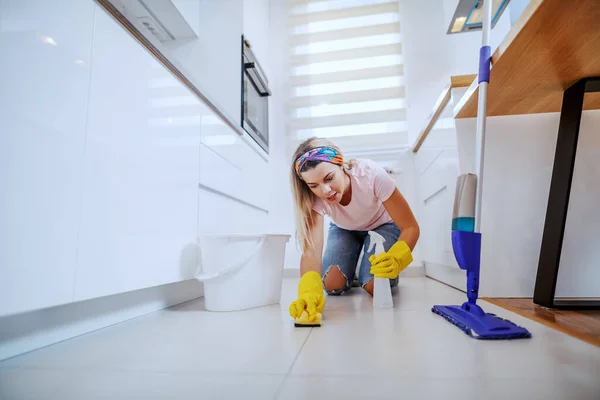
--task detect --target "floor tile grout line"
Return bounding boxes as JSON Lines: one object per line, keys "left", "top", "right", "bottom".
{"left": 273, "top": 327, "right": 314, "bottom": 400}
{"left": 0, "top": 364, "right": 291, "bottom": 377}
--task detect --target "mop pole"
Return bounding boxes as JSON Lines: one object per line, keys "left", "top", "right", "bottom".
{"left": 465, "top": 0, "right": 492, "bottom": 305}
{"left": 474, "top": 0, "right": 493, "bottom": 233}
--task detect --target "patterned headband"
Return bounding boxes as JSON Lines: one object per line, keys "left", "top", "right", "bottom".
{"left": 294, "top": 147, "right": 344, "bottom": 176}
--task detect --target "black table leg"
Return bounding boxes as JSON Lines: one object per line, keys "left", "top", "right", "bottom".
{"left": 533, "top": 77, "right": 600, "bottom": 310}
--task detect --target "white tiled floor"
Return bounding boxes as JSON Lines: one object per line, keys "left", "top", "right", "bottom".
{"left": 1, "top": 277, "right": 599, "bottom": 399}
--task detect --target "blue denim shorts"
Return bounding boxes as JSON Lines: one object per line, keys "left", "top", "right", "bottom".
{"left": 322, "top": 221, "right": 401, "bottom": 295}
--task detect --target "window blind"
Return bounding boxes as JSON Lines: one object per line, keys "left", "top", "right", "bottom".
{"left": 286, "top": 0, "right": 408, "bottom": 151}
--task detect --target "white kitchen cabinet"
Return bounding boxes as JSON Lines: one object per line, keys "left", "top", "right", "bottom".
{"left": 74, "top": 6, "right": 201, "bottom": 301}
{"left": 199, "top": 102, "right": 270, "bottom": 212}
{"left": 0, "top": 0, "right": 95, "bottom": 316}
{"left": 0, "top": 0, "right": 272, "bottom": 316}
{"left": 419, "top": 147, "right": 460, "bottom": 268}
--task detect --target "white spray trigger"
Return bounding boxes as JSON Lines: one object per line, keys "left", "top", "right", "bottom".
{"left": 367, "top": 231, "right": 386, "bottom": 256}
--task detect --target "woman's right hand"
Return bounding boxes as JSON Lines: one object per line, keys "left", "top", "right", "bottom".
{"left": 289, "top": 271, "right": 325, "bottom": 322}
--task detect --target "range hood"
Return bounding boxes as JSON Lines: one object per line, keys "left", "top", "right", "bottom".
{"left": 115, "top": 0, "right": 197, "bottom": 43}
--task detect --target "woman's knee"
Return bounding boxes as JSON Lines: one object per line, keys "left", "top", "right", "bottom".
{"left": 323, "top": 265, "right": 348, "bottom": 294}
{"left": 362, "top": 278, "right": 374, "bottom": 296}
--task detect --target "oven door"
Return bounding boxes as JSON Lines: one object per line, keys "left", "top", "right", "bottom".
{"left": 242, "top": 72, "right": 269, "bottom": 152}
{"left": 242, "top": 37, "right": 270, "bottom": 153}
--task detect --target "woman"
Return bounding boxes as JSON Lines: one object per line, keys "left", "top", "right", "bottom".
{"left": 288, "top": 137, "right": 420, "bottom": 323}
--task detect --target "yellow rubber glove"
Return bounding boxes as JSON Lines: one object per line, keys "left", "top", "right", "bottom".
{"left": 369, "top": 240, "right": 413, "bottom": 279}
{"left": 289, "top": 271, "right": 326, "bottom": 322}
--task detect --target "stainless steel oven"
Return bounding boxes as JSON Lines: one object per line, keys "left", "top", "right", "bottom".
{"left": 241, "top": 36, "right": 270, "bottom": 153}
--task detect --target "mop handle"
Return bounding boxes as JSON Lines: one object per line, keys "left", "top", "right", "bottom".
{"left": 474, "top": 0, "right": 493, "bottom": 233}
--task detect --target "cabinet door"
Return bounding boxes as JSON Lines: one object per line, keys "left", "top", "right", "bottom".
{"left": 419, "top": 148, "right": 460, "bottom": 269}
{"left": 198, "top": 185, "right": 269, "bottom": 235}
{"left": 0, "top": 0, "right": 95, "bottom": 316}
{"left": 74, "top": 6, "right": 201, "bottom": 301}
{"left": 200, "top": 109, "right": 270, "bottom": 211}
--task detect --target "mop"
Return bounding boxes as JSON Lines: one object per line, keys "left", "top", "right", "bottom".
{"left": 431, "top": 0, "right": 531, "bottom": 340}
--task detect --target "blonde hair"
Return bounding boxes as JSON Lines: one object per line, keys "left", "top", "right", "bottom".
{"left": 290, "top": 137, "right": 356, "bottom": 252}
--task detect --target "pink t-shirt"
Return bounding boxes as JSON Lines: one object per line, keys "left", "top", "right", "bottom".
{"left": 312, "top": 159, "right": 397, "bottom": 231}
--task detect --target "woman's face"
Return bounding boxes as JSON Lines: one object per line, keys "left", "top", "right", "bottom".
{"left": 301, "top": 162, "right": 348, "bottom": 203}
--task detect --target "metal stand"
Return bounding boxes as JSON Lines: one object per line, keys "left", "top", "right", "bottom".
{"left": 533, "top": 77, "right": 600, "bottom": 310}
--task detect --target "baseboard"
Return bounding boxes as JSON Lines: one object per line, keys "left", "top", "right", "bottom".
{"left": 0, "top": 279, "right": 204, "bottom": 362}
{"left": 402, "top": 262, "right": 426, "bottom": 277}
{"left": 424, "top": 262, "right": 466, "bottom": 292}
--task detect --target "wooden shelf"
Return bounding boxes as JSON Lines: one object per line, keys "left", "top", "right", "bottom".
{"left": 411, "top": 74, "right": 476, "bottom": 153}
{"left": 454, "top": 0, "right": 600, "bottom": 119}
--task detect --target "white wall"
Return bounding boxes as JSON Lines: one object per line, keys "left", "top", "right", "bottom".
{"left": 508, "top": 0, "right": 530, "bottom": 25}
{"left": 243, "top": 0, "right": 271, "bottom": 79}
{"left": 170, "top": 0, "right": 201, "bottom": 36}
{"left": 164, "top": 0, "right": 244, "bottom": 127}
{"left": 399, "top": 0, "right": 511, "bottom": 145}
{"left": 455, "top": 110, "right": 600, "bottom": 298}
{"left": 398, "top": 0, "right": 448, "bottom": 147}
{"left": 441, "top": 0, "right": 511, "bottom": 77}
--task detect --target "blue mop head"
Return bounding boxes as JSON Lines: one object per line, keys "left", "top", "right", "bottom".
{"left": 432, "top": 303, "right": 531, "bottom": 340}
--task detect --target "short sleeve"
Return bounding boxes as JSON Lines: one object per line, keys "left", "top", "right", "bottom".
{"left": 312, "top": 198, "right": 327, "bottom": 216}
{"left": 372, "top": 165, "right": 397, "bottom": 202}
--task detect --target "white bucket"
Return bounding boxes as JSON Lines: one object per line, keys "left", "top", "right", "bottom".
{"left": 194, "top": 234, "right": 291, "bottom": 311}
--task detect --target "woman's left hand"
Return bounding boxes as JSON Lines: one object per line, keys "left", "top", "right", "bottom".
{"left": 369, "top": 241, "right": 413, "bottom": 279}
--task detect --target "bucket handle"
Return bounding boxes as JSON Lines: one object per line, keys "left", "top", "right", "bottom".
{"left": 194, "top": 235, "right": 268, "bottom": 282}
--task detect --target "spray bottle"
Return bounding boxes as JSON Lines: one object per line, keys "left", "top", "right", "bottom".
{"left": 367, "top": 231, "right": 393, "bottom": 309}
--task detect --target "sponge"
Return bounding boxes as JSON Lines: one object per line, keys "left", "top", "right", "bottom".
{"left": 294, "top": 310, "right": 322, "bottom": 327}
